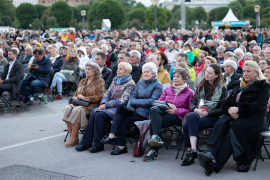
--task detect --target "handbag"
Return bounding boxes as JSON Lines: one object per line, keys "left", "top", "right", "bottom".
{"left": 73, "top": 97, "right": 89, "bottom": 107}
{"left": 117, "top": 105, "right": 134, "bottom": 116}
{"left": 133, "top": 126, "right": 150, "bottom": 157}
{"left": 152, "top": 100, "right": 171, "bottom": 112}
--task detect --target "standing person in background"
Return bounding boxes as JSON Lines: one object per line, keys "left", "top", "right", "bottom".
{"left": 68, "top": 28, "right": 76, "bottom": 41}
{"left": 165, "top": 40, "right": 178, "bottom": 67}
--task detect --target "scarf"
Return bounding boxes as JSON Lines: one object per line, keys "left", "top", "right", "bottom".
{"left": 173, "top": 83, "right": 187, "bottom": 95}
{"left": 50, "top": 54, "right": 59, "bottom": 64}
{"left": 117, "top": 75, "right": 128, "bottom": 85}
{"left": 236, "top": 78, "right": 257, "bottom": 103}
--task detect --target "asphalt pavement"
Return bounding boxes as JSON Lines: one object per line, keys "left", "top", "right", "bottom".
{"left": 0, "top": 98, "right": 269, "bottom": 180}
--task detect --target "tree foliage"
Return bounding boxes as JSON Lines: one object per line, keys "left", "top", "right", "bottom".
{"left": 0, "top": 15, "right": 12, "bottom": 26}
{"left": 262, "top": 7, "right": 270, "bottom": 18}
{"left": 133, "top": 2, "right": 146, "bottom": 11}
{"left": 165, "top": 8, "right": 173, "bottom": 22}
{"left": 192, "top": 6, "right": 207, "bottom": 23}
{"left": 117, "top": 0, "right": 136, "bottom": 13}
{"left": 35, "top": 4, "right": 47, "bottom": 19}
{"left": 145, "top": 6, "right": 167, "bottom": 29}
{"left": 87, "top": 1, "right": 100, "bottom": 23}
{"left": 16, "top": 3, "right": 39, "bottom": 29}
{"left": 243, "top": 5, "right": 256, "bottom": 19}
{"left": 129, "top": 9, "right": 145, "bottom": 22}
{"left": 0, "top": 0, "right": 16, "bottom": 21}
{"left": 71, "top": 7, "right": 82, "bottom": 22}
{"left": 32, "top": 19, "right": 42, "bottom": 30}
{"left": 50, "top": 1, "right": 73, "bottom": 27}
{"left": 215, "top": 7, "right": 229, "bottom": 21}
{"left": 228, "top": 1, "right": 243, "bottom": 19}
{"left": 208, "top": 8, "right": 217, "bottom": 26}
{"left": 47, "top": 16, "right": 59, "bottom": 28}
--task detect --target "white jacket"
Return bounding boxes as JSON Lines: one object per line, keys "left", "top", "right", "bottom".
{"left": 77, "top": 46, "right": 91, "bottom": 71}
{"left": 164, "top": 48, "right": 178, "bottom": 65}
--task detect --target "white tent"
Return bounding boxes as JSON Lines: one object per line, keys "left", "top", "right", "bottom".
{"left": 222, "top": 8, "right": 239, "bottom": 21}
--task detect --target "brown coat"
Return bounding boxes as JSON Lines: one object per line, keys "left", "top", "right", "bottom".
{"left": 72, "top": 78, "right": 105, "bottom": 114}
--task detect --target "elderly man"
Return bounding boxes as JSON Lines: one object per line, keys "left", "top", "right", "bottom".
{"left": 224, "top": 29, "right": 235, "bottom": 42}
{"left": 21, "top": 48, "right": 52, "bottom": 105}
{"left": 0, "top": 49, "right": 8, "bottom": 66}
{"left": 108, "top": 43, "right": 128, "bottom": 69}
{"left": 248, "top": 40, "right": 256, "bottom": 53}
{"left": 253, "top": 46, "right": 261, "bottom": 55}
{"left": 230, "top": 41, "right": 238, "bottom": 51}
{"left": 95, "top": 30, "right": 104, "bottom": 41}
{"left": 105, "top": 51, "right": 142, "bottom": 89}
{"left": 215, "top": 46, "right": 225, "bottom": 64}
{"left": 18, "top": 46, "right": 33, "bottom": 64}
{"left": 130, "top": 50, "right": 141, "bottom": 66}
{"left": 265, "top": 48, "right": 270, "bottom": 60}
{"left": 0, "top": 49, "right": 23, "bottom": 97}
{"left": 94, "top": 52, "right": 112, "bottom": 82}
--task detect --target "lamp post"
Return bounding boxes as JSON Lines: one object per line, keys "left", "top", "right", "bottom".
{"left": 151, "top": 0, "right": 160, "bottom": 31}
{"left": 29, "top": 24, "right": 32, "bottom": 30}
{"left": 254, "top": 4, "right": 260, "bottom": 28}
{"left": 81, "top": 10, "right": 86, "bottom": 30}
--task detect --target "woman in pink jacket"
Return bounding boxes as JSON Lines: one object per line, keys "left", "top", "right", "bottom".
{"left": 143, "top": 68, "right": 195, "bottom": 162}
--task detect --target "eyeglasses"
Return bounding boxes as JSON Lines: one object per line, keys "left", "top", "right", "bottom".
{"left": 258, "top": 62, "right": 267, "bottom": 66}
{"left": 198, "top": 56, "right": 204, "bottom": 59}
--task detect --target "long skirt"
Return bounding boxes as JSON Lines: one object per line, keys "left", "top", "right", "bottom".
{"left": 62, "top": 104, "right": 88, "bottom": 129}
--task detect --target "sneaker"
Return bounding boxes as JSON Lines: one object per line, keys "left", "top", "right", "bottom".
{"left": 143, "top": 149, "right": 159, "bottom": 162}
{"left": 23, "top": 97, "right": 30, "bottom": 103}
{"left": 28, "top": 96, "right": 34, "bottom": 105}
{"left": 44, "top": 89, "right": 52, "bottom": 94}
{"left": 53, "top": 95, "right": 63, "bottom": 100}
{"left": 38, "top": 93, "right": 44, "bottom": 99}
{"left": 149, "top": 135, "right": 164, "bottom": 146}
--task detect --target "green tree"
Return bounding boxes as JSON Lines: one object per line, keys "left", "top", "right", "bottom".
{"left": 0, "top": 0, "right": 16, "bottom": 21}
{"left": 133, "top": 2, "right": 146, "bottom": 11}
{"left": 165, "top": 8, "right": 173, "bottom": 22}
{"left": 166, "top": 19, "right": 179, "bottom": 29}
{"left": 174, "top": 8, "right": 181, "bottom": 20}
{"left": 192, "top": 6, "right": 207, "bottom": 23}
{"left": 35, "top": 4, "right": 47, "bottom": 19}
{"left": 261, "top": 17, "right": 270, "bottom": 27}
{"left": 16, "top": 3, "right": 39, "bottom": 29}
{"left": 228, "top": 1, "right": 243, "bottom": 19}
{"left": 128, "top": 19, "right": 143, "bottom": 30}
{"left": 215, "top": 7, "right": 229, "bottom": 21}
{"left": 243, "top": 5, "right": 256, "bottom": 19}
{"left": 117, "top": 0, "right": 136, "bottom": 13}
{"left": 145, "top": 6, "right": 167, "bottom": 29}
{"left": 129, "top": 9, "right": 145, "bottom": 22}
{"left": 171, "top": 5, "right": 180, "bottom": 15}
{"left": 12, "top": 19, "right": 20, "bottom": 29}
{"left": 47, "top": 16, "right": 59, "bottom": 28}
{"left": 237, "top": 0, "right": 247, "bottom": 7}
{"left": 71, "top": 7, "right": 82, "bottom": 22}
{"left": 1, "top": 15, "right": 12, "bottom": 26}
{"left": 208, "top": 8, "right": 216, "bottom": 26}
{"left": 87, "top": 1, "right": 100, "bottom": 23}
{"left": 32, "top": 19, "right": 42, "bottom": 30}
{"left": 76, "top": 4, "right": 91, "bottom": 19}
{"left": 97, "top": 0, "right": 126, "bottom": 28}
{"left": 41, "top": 8, "right": 50, "bottom": 28}
{"left": 50, "top": 1, "right": 73, "bottom": 27}
{"left": 262, "top": 7, "right": 270, "bottom": 18}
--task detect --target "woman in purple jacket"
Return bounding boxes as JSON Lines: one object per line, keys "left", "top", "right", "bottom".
{"left": 143, "top": 68, "right": 195, "bottom": 162}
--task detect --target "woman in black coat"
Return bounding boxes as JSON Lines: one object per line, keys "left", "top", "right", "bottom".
{"left": 198, "top": 61, "right": 270, "bottom": 176}
{"left": 50, "top": 47, "right": 64, "bottom": 73}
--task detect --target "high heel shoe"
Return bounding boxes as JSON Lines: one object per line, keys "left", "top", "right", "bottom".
{"left": 186, "top": 149, "right": 197, "bottom": 159}
{"left": 65, "top": 137, "right": 79, "bottom": 147}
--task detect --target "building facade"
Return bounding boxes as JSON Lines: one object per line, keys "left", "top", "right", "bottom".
{"left": 38, "top": 0, "right": 90, "bottom": 7}
{"left": 13, "top": 0, "right": 38, "bottom": 7}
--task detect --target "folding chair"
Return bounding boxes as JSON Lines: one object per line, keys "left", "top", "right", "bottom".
{"left": 0, "top": 66, "right": 4, "bottom": 78}
{"left": 62, "top": 68, "right": 81, "bottom": 99}
{"left": 253, "top": 115, "right": 270, "bottom": 170}
{"left": 0, "top": 91, "right": 24, "bottom": 113}
{"left": 23, "top": 65, "right": 30, "bottom": 79}
{"left": 34, "top": 68, "right": 54, "bottom": 105}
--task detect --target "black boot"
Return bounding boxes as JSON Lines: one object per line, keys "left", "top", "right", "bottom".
{"left": 237, "top": 163, "right": 250, "bottom": 172}
{"left": 198, "top": 152, "right": 217, "bottom": 176}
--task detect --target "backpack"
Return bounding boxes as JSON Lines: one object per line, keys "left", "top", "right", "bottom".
{"left": 133, "top": 126, "right": 150, "bottom": 157}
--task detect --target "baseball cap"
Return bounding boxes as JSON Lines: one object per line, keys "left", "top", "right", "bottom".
{"left": 120, "top": 43, "right": 127, "bottom": 48}
{"left": 148, "top": 43, "right": 156, "bottom": 50}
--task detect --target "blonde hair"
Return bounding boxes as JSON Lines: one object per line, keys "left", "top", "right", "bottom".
{"left": 205, "top": 56, "right": 217, "bottom": 64}
{"left": 50, "top": 47, "right": 59, "bottom": 55}
{"left": 168, "top": 40, "right": 175, "bottom": 49}
{"left": 118, "top": 62, "right": 132, "bottom": 74}
{"left": 176, "top": 62, "right": 192, "bottom": 79}
{"left": 243, "top": 61, "right": 265, "bottom": 81}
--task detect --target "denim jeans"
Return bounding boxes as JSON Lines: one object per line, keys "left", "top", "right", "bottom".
{"left": 51, "top": 72, "right": 68, "bottom": 93}
{"left": 21, "top": 77, "right": 43, "bottom": 97}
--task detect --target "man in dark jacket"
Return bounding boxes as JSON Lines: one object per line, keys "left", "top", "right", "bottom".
{"left": 95, "top": 52, "right": 111, "bottom": 82}
{"left": 224, "top": 30, "right": 235, "bottom": 42}
{"left": 182, "top": 30, "right": 189, "bottom": 43}
{"left": 155, "top": 30, "right": 165, "bottom": 41}
{"left": 18, "top": 46, "right": 33, "bottom": 64}
{"left": 105, "top": 51, "right": 142, "bottom": 89}
{"left": 21, "top": 48, "right": 52, "bottom": 105}
{"left": 0, "top": 49, "right": 24, "bottom": 97}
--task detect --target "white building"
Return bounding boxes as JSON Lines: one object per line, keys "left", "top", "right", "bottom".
{"left": 13, "top": 0, "right": 38, "bottom": 7}
{"left": 161, "top": 0, "right": 236, "bottom": 12}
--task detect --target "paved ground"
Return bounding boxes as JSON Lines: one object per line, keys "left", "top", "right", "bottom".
{"left": 0, "top": 98, "right": 270, "bottom": 180}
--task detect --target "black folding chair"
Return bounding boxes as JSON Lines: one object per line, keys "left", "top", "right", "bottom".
{"left": 253, "top": 115, "right": 270, "bottom": 170}
{"left": 0, "top": 91, "right": 24, "bottom": 113}
{"left": 62, "top": 68, "right": 81, "bottom": 99}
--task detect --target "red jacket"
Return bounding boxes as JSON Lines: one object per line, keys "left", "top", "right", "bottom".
{"left": 158, "top": 47, "right": 166, "bottom": 53}
{"left": 194, "top": 60, "right": 205, "bottom": 76}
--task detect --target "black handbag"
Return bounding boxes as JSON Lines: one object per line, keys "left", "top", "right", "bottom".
{"left": 73, "top": 97, "right": 89, "bottom": 107}
{"left": 152, "top": 100, "right": 171, "bottom": 111}
{"left": 117, "top": 105, "right": 135, "bottom": 116}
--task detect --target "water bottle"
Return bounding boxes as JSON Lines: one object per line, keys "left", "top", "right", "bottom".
{"left": 44, "top": 94, "right": 47, "bottom": 104}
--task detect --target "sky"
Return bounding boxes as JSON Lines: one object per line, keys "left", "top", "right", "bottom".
{"left": 136, "top": 0, "right": 165, "bottom": 7}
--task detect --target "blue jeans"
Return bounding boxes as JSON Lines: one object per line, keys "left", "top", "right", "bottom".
{"left": 21, "top": 77, "right": 43, "bottom": 97}
{"left": 51, "top": 72, "right": 68, "bottom": 93}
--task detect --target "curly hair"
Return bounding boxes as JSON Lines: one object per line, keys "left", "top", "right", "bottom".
{"left": 158, "top": 52, "right": 168, "bottom": 65}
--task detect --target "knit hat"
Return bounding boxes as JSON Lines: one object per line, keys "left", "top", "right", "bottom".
{"left": 24, "top": 43, "right": 31, "bottom": 47}
{"left": 35, "top": 42, "right": 42, "bottom": 47}
{"left": 60, "top": 40, "right": 65, "bottom": 45}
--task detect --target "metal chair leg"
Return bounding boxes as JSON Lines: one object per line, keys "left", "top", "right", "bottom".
{"left": 181, "top": 147, "right": 186, "bottom": 160}
{"left": 64, "top": 131, "right": 69, "bottom": 142}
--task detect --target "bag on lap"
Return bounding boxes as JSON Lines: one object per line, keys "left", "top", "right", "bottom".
{"left": 133, "top": 126, "right": 150, "bottom": 157}
{"left": 73, "top": 97, "right": 89, "bottom": 107}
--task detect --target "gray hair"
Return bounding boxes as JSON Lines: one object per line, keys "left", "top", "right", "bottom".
{"left": 227, "top": 54, "right": 238, "bottom": 63}
{"left": 239, "top": 46, "right": 246, "bottom": 53}
{"left": 223, "top": 59, "right": 237, "bottom": 71}
{"left": 142, "top": 62, "right": 157, "bottom": 75}
{"left": 254, "top": 45, "right": 261, "bottom": 51}
{"left": 25, "top": 46, "right": 33, "bottom": 53}
{"left": 231, "top": 41, "right": 238, "bottom": 46}
{"left": 84, "top": 61, "right": 101, "bottom": 80}
{"left": 234, "top": 48, "right": 244, "bottom": 55}
{"left": 173, "top": 68, "right": 189, "bottom": 81}
{"left": 130, "top": 50, "right": 141, "bottom": 59}
{"left": 216, "top": 46, "right": 225, "bottom": 52}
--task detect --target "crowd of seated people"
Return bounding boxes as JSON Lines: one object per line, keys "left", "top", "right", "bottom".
{"left": 1, "top": 27, "right": 270, "bottom": 176}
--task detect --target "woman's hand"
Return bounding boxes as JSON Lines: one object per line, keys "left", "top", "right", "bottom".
{"left": 168, "top": 103, "right": 177, "bottom": 110}
{"left": 99, "top": 104, "right": 106, "bottom": 110}
{"left": 194, "top": 108, "right": 208, "bottom": 117}
{"left": 201, "top": 110, "right": 208, "bottom": 117}
{"left": 77, "top": 94, "right": 85, "bottom": 100}
{"left": 231, "top": 113, "right": 239, "bottom": 119}
{"left": 228, "top": 107, "right": 239, "bottom": 115}
{"left": 166, "top": 109, "right": 176, "bottom": 114}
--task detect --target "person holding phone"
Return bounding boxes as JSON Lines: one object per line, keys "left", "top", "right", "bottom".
{"left": 181, "top": 64, "right": 227, "bottom": 166}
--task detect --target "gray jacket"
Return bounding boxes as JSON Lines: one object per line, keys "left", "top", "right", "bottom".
{"left": 18, "top": 54, "right": 33, "bottom": 64}
{"left": 0, "top": 56, "right": 8, "bottom": 66}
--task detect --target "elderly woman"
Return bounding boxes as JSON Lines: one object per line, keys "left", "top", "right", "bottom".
{"left": 62, "top": 62, "right": 105, "bottom": 147}
{"left": 101, "top": 62, "right": 163, "bottom": 155}
{"left": 100, "top": 44, "right": 111, "bottom": 68}
{"left": 45, "top": 47, "right": 79, "bottom": 100}
{"left": 198, "top": 61, "right": 269, "bottom": 175}
{"left": 223, "top": 60, "right": 242, "bottom": 90}
{"left": 91, "top": 48, "right": 100, "bottom": 62}
{"left": 181, "top": 64, "right": 227, "bottom": 166}
{"left": 75, "top": 62, "right": 136, "bottom": 153}
{"left": 176, "top": 62, "right": 195, "bottom": 91}
{"left": 143, "top": 68, "right": 195, "bottom": 161}
{"left": 50, "top": 47, "right": 64, "bottom": 73}
{"left": 195, "top": 56, "right": 217, "bottom": 87}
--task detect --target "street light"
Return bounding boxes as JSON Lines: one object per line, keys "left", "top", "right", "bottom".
{"left": 151, "top": 0, "right": 160, "bottom": 31}
{"left": 254, "top": 4, "right": 260, "bottom": 28}
{"left": 81, "top": 10, "right": 86, "bottom": 30}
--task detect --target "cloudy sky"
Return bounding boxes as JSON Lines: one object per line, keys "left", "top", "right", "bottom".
{"left": 136, "top": 0, "right": 165, "bottom": 7}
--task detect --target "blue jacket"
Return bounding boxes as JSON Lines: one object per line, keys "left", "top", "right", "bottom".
{"left": 88, "top": 35, "right": 95, "bottom": 40}
{"left": 52, "top": 56, "right": 64, "bottom": 73}
{"left": 127, "top": 76, "right": 163, "bottom": 118}
{"left": 99, "top": 74, "right": 136, "bottom": 118}
{"left": 28, "top": 55, "right": 52, "bottom": 85}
